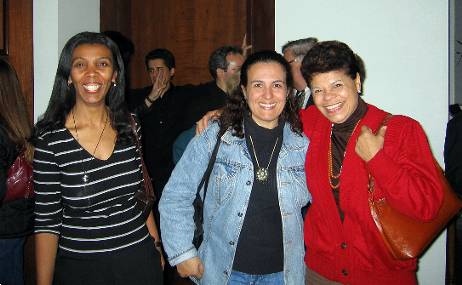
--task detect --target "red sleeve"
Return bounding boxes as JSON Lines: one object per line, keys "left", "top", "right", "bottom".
{"left": 366, "top": 116, "right": 444, "bottom": 221}
{"left": 300, "top": 106, "right": 318, "bottom": 139}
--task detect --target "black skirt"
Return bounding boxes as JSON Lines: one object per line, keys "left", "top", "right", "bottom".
{"left": 53, "top": 237, "right": 163, "bottom": 285}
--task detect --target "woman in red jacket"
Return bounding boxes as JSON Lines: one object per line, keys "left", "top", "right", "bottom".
{"left": 300, "top": 41, "right": 444, "bottom": 285}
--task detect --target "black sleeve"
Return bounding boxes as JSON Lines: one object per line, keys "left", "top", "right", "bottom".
{"left": 0, "top": 126, "right": 17, "bottom": 201}
{"left": 444, "top": 114, "right": 462, "bottom": 194}
{"left": 126, "top": 87, "right": 152, "bottom": 118}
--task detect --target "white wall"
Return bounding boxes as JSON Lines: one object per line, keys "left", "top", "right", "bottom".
{"left": 33, "top": 0, "right": 100, "bottom": 121}
{"left": 276, "top": 1, "right": 448, "bottom": 284}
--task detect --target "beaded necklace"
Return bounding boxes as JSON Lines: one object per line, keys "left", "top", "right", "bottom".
{"left": 328, "top": 120, "right": 361, "bottom": 189}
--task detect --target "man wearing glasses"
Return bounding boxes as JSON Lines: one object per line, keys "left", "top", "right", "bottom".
{"left": 282, "top": 37, "right": 318, "bottom": 109}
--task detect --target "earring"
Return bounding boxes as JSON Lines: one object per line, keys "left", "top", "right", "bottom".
{"left": 113, "top": 82, "right": 117, "bottom": 87}
{"left": 67, "top": 80, "right": 72, "bottom": 86}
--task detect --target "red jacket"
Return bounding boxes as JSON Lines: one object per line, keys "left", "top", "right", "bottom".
{"left": 301, "top": 104, "right": 443, "bottom": 285}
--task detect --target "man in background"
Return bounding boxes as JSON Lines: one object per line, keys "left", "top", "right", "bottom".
{"left": 282, "top": 37, "right": 318, "bottom": 109}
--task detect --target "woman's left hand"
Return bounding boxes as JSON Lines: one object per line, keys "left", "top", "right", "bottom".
{"left": 355, "top": 125, "right": 387, "bottom": 162}
{"left": 155, "top": 245, "right": 165, "bottom": 270}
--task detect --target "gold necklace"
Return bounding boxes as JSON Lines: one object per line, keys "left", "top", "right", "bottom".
{"left": 249, "top": 135, "right": 279, "bottom": 182}
{"left": 72, "top": 110, "right": 109, "bottom": 183}
{"left": 328, "top": 120, "right": 361, "bottom": 189}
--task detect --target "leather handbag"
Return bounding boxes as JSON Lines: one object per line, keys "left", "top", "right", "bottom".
{"left": 192, "top": 131, "right": 222, "bottom": 249}
{"left": 129, "top": 116, "right": 155, "bottom": 215}
{"left": 368, "top": 115, "right": 462, "bottom": 260}
{"left": 4, "top": 150, "right": 34, "bottom": 203}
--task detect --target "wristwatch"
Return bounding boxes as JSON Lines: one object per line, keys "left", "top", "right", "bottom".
{"left": 146, "top": 96, "right": 155, "bottom": 104}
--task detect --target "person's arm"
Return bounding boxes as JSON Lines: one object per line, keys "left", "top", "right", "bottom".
{"left": 195, "top": 109, "right": 223, "bottom": 135}
{"left": 35, "top": 233, "right": 59, "bottom": 285}
{"left": 146, "top": 211, "right": 165, "bottom": 269}
{"left": 357, "top": 116, "right": 444, "bottom": 221}
{"left": 0, "top": 142, "right": 9, "bottom": 200}
{"left": 33, "top": 135, "right": 63, "bottom": 284}
{"left": 241, "top": 34, "right": 252, "bottom": 57}
{"left": 159, "top": 123, "right": 219, "bottom": 278}
{"left": 144, "top": 68, "right": 169, "bottom": 108}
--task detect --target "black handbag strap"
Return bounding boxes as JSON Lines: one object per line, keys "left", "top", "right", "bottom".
{"left": 196, "top": 132, "right": 222, "bottom": 201}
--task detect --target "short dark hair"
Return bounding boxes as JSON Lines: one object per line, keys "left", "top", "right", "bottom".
{"left": 219, "top": 50, "right": 302, "bottom": 137}
{"left": 145, "top": 48, "right": 175, "bottom": 70}
{"left": 208, "top": 46, "right": 243, "bottom": 79}
{"left": 282, "top": 37, "right": 318, "bottom": 61}
{"left": 301, "top": 40, "right": 361, "bottom": 88}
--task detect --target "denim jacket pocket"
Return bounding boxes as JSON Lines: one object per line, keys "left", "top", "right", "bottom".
{"left": 211, "top": 159, "right": 243, "bottom": 204}
{"left": 286, "top": 164, "right": 310, "bottom": 208}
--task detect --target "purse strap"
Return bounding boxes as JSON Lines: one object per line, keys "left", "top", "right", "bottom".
{"left": 129, "top": 115, "right": 156, "bottom": 201}
{"left": 197, "top": 130, "right": 222, "bottom": 201}
{"left": 368, "top": 113, "right": 393, "bottom": 198}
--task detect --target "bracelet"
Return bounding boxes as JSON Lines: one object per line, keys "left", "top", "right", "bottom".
{"left": 154, "top": 240, "right": 162, "bottom": 248}
{"left": 146, "top": 96, "right": 155, "bottom": 104}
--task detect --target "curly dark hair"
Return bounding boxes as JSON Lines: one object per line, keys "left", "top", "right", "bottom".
{"left": 301, "top": 40, "right": 361, "bottom": 88}
{"left": 34, "top": 32, "right": 134, "bottom": 146}
{"left": 219, "top": 50, "right": 302, "bottom": 138}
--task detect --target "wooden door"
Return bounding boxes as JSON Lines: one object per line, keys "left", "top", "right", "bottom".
{"left": 101, "top": 0, "right": 274, "bottom": 88}
{"left": 1, "top": 0, "right": 34, "bottom": 118}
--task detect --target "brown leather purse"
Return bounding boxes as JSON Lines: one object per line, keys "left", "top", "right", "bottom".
{"left": 368, "top": 115, "right": 462, "bottom": 260}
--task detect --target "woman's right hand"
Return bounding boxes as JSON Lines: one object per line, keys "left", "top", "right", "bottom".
{"left": 195, "top": 109, "right": 222, "bottom": 135}
{"left": 176, "top": 256, "right": 204, "bottom": 279}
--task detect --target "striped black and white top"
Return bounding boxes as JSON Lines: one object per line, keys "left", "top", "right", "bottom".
{"left": 33, "top": 125, "right": 150, "bottom": 255}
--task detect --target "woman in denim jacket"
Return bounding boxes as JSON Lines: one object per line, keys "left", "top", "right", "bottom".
{"left": 159, "top": 51, "right": 310, "bottom": 285}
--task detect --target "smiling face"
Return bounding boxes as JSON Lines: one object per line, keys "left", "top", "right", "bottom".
{"left": 311, "top": 69, "right": 361, "bottom": 124}
{"left": 242, "top": 62, "right": 289, "bottom": 129}
{"left": 69, "top": 43, "right": 117, "bottom": 106}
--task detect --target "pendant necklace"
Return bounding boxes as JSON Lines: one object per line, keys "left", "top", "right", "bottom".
{"left": 72, "top": 110, "right": 109, "bottom": 184}
{"left": 249, "top": 135, "right": 279, "bottom": 182}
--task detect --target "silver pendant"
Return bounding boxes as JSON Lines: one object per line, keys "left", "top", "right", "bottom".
{"left": 82, "top": 174, "right": 89, "bottom": 183}
{"left": 256, "top": 167, "right": 268, "bottom": 182}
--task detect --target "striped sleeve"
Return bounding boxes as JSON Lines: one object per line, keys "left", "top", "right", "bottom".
{"left": 33, "top": 134, "right": 63, "bottom": 235}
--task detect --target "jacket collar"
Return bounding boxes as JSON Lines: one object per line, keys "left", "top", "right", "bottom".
{"left": 220, "top": 123, "right": 306, "bottom": 153}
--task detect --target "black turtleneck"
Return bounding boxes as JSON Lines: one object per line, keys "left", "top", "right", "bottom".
{"left": 330, "top": 98, "right": 368, "bottom": 222}
{"left": 232, "top": 115, "right": 284, "bottom": 274}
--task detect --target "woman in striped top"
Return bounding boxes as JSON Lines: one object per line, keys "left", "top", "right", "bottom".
{"left": 33, "top": 32, "right": 163, "bottom": 285}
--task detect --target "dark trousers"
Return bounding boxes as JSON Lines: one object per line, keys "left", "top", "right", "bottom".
{"left": 53, "top": 238, "right": 163, "bottom": 285}
{"left": 0, "top": 237, "right": 25, "bottom": 285}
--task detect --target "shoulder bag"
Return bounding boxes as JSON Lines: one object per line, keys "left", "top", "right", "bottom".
{"left": 192, "top": 131, "right": 222, "bottom": 249}
{"left": 129, "top": 116, "right": 156, "bottom": 216}
{"left": 369, "top": 114, "right": 462, "bottom": 260}
{"left": 4, "top": 149, "right": 34, "bottom": 203}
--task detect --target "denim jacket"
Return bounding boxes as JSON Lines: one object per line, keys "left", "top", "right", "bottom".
{"left": 159, "top": 122, "right": 310, "bottom": 285}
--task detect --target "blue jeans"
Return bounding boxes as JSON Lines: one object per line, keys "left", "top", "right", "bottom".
{"left": 228, "top": 271, "right": 284, "bottom": 285}
{"left": 0, "top": 237, "right": 25, "bottom": 285}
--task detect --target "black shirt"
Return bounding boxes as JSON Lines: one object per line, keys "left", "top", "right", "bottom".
{"left": 181, "top": 81, "right": 228, "bottom": 130}
{"left": 127, "top": 85, "right": 191, "bottom": 194}
{"left": 233, "top": 115, "right": 284, "bottom": 274}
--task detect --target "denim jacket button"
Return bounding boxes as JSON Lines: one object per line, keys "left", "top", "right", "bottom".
{"left": 223, "top": 270, "right": 229, "bottom": 275}
{"left": 229, "top": 241, "right": 235, "bottom": 245}
{"left": 237, "top": 212, "right": 243, "bottom": 217}
{"left": 246, "top": 180, "right": 251, "bottom": 186}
